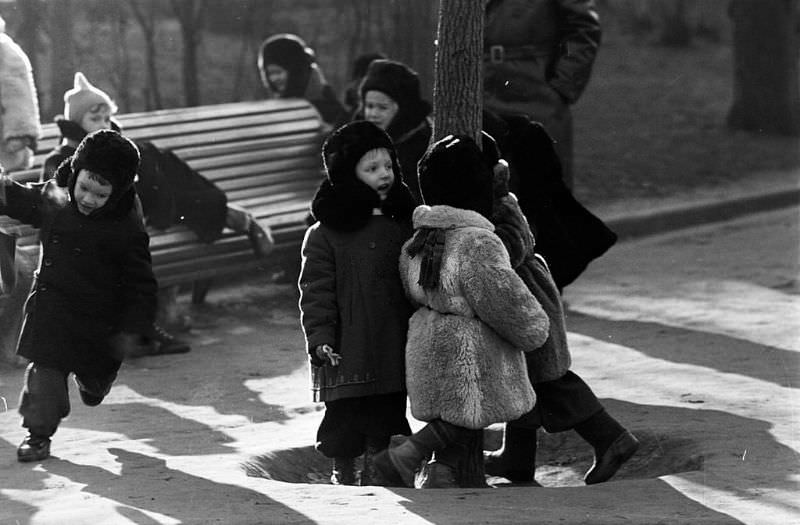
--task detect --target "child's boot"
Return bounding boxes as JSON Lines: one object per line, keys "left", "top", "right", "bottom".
{"left": 372, "top": 420, "right": 463, "bottom": 487}
{"left": 484, "top": 423, "right": 540, "bottom": 485}
{"left": 17, "top": 433, "right": 51, "bottom": 462}
{"left": 330, "top": 457, "right": 357, "bottom": 485}
{"left": 575, "top": 409, "right": 639, "bottom": 484}
{"left": 360, "top": 436, "right": 391, "bottom": 486}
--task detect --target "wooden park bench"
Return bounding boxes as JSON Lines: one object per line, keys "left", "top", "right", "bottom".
{"left": 0, "top": 98, "right": 326, "bottom": 301}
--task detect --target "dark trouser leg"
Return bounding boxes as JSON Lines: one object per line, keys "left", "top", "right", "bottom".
{"left": 19, "top": 363, "right": 70, "bottom": 439}
{"left": 532, "top": 370, "right": 604, "bottom": 433}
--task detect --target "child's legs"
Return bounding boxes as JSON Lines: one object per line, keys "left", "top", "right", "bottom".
{"left": 316, "top": 399, "right": 366, "bottom": 459}
{"left": 316, "top": 393, "right": 410, "bottom": 458}
{"left": 18, "top": 363, "right": 70, "bottom": 438}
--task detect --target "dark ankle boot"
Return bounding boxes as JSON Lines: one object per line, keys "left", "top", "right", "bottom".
{"left": 330, "top": 457, "right": 357, "bottom": 485}
{"left": 575, "top": 410, "right": 639, "bottom": 484}
{"left": 17, "top": 433, "right": 51, "bottom": 462}
{"left": 484, "top": 424, "right": 540, "bottom": 484}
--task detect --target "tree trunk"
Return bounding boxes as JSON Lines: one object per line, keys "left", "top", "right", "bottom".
{"left": 432, "top": 0, "right": 484, "bottom": 143}
{"left": 171, "top": 0, "right": 205, "bottom": 107}
{"left": 47, "top": 0, "right": 75, "bottom": 119}
{"left": 109, "top": 3, "right": 133, "bottom": 112}
{"left": 727, "top": 0, "right": 800, "bottom": 136}
{"left": 391, "top": 0, "right": 437, "bottom": 102}
{"left": 431, "top": 0, "right": 487, "bottom": 488}
{"left": 129, "top": 0, "right": 164, "bottom": 110}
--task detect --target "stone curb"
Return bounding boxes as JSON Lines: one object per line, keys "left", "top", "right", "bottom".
{"left": 604, "top": 185, "right": 800, "bottom": 240}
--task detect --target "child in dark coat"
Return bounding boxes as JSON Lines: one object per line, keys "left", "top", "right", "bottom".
{"left": 0, "top": 130, "right": 158, "bottom": 462}
{"left": 298, "top": 120, "right": 417, "bottom": 485}
{"left": 485, "top": 133, "right": 639, "bottom": 485}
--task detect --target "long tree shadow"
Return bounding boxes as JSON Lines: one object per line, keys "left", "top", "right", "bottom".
{"left": 36, "top": 447, "right": 312, "bottom": 524}
{"left": 0, "top": 439, "right": 49, "bottom": 524}
{"left": 116, "top": 283, "right": 308, "bottom": 426}
{"left": 566, "top": 311, "right": 798, "bottom": 388}
{"left": 244, "top": 399, "right": 798, "bottom": 524}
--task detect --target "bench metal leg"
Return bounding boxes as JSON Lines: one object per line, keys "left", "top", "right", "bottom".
{"left": 191, "top": 278, "right": 213, "bottom": 305}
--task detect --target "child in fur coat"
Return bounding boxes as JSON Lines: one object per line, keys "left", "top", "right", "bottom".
{"left": 298, "top": 120, "right": 417, "bottom": 485}
{"left": 373, "top": 134, "right": 550, "bottom": 488}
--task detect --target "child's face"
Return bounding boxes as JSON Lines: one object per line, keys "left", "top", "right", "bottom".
{"left": 73, "top": 169, "right": 112, "bottom": 215}
{"left": 355, "top": 148, "right": 394, "bottom": 201}
{"left": 266, "top": 64, "right": 289, "bottom": 94}
{"left": 363, "top": 91, "right": 399, "bottom": 131}
{"left": 80, "top": 105, "right": 113, "bottom": 134}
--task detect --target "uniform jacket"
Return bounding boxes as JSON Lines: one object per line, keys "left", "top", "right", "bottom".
{"left": 484, "top": 0, "right": 601, "bottom": 183}
{"left": 0, "top": 27, "right": 41, "bottom": 171}
{"left": 400, "top": 205, "right": 550, "bottom": 429}
{"left": 493, "top": 193, "right": 570, "bottom": 382}
{"left": 299, "top": 181, "right": 415, "bottom": 403}
{"left": 0, "top": 178, "right": 157, "bottom": 378}
{"left": 484, "top": 0, "right": 601, "bottom": 116}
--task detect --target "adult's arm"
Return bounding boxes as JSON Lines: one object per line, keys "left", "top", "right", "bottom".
{"left": 549, "top": 0, "right": 602, "bottom": 104}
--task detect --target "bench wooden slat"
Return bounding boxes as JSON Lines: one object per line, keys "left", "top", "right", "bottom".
{"left": 1, "top": 98, "right": 324, "bottom": 291}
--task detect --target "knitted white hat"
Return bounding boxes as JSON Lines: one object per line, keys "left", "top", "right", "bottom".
{"left": 63, "top": 72, "right": 117, "bottom": 123}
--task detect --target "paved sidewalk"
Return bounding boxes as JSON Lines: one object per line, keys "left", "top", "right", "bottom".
{"left": 0, "top": 168, "right": 797, "bottom": 524}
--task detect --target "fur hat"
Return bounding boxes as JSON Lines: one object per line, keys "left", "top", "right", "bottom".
{"left": 418, "top": 134, "right": 494, "bottom": 218}
{"left": 70, "top": 129, "right": 139, "bottom": 192}
{"left": 359, "top": 59, "right": 422, "bottom": 112}
{"left": 258, "top": 33, "right": 314, "bottom": 97}
{"left": 322, "top": 120, "right": 399, "bottom": 186}
{"left": 63, "top": 72, "right": 117, "bottom": 124}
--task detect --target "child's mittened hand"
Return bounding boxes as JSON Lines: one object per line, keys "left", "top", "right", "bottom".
{"left": 492, "top": 159, "right": 510, "bottom": 198}
{"left": 315, "top": 344, "right": 342, "bottom": 366}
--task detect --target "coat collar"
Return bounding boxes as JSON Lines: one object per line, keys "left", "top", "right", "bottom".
{"left": 412, "top": 204, "right": 495, "bottom": 232}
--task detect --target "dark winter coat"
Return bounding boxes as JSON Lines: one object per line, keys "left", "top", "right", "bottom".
{"left": 484, "top": 0, "right": 601, "bottom": 183}
{"left": 400, "top": 205, "right": 550, "bottom": 429}
{"left": 43, "top": 122, "right": 228, "bottom": 243}
{"left": 0, "top": 178, "right": 157, "bottom": 379}
{"left": 298, "top": 179, "right": 415, "bottom": 403}
{"left": 493, "top": 193, "right": 570, "bottom": 382}
{"left": 484, "top": 115, "right": 616, "bottom": 289}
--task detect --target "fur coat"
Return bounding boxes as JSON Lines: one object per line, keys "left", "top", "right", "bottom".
{"left": 400, "top": 205, "right": 550, "bottom": 429}
{"left": 0, "top": 20, "right": 41, "bottom": 171}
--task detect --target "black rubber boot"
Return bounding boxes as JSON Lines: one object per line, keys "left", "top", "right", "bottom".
{"left": 575, "top": 409, "right": 639, "bottom": 484}
{"left": 484, "top": 424, "right": 540, "bottom": 484}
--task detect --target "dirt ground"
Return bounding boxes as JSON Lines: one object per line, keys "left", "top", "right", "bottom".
{"left": 0, "top": 194, "right": 797, "bottom": 524}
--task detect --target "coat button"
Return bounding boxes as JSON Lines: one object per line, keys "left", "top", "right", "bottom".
{"left": 39, "top": 284, "right": 47, "bottom": 291}
{"left": 44, "top": 259, "right": 52, "bottom": 266}
{"left": 369, "top": 242, "right": 376, "bottom": 249}
{"left": 74, "top": 248, "right": 82, "bottom": 255}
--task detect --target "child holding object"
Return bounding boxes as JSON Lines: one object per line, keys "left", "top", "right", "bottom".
{"left": 0, "top": 130, "right": 157, "bottom": 462}
{"left": 298, "top": 120, "right": 417, "bottom": 485}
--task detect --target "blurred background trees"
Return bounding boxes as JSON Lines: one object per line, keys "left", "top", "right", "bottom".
{"left": 0, "top": 0, "right": 797, "bottom": 204}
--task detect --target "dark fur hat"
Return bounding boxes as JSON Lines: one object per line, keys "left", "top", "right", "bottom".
{"left": 418, "top": 134, "right": 494, "bottom": 218}
{"left": 258, "top": 33, "right": 314, "bottom": 97}
{"left": 313, "top": 121, "right": 416, "bottom": 231}
{"left": 359, "top": 59, "right": 422, "bottom": 113}
{"left": 60, "top": 129, "right": 140, "bottom": 218}
{"left": 322, "top": 120, "right": 399, "bottom": 186}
